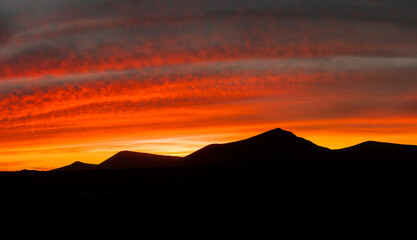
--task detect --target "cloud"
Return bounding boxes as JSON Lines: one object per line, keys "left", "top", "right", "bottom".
{"left": 1, "top": 56, "right": 416, "bottom": 123}
{"left": 0, "top": 2, "right": 13, "bottom": 44}
{"left": 1, "top": 0, "right": 416, "bottom": 62}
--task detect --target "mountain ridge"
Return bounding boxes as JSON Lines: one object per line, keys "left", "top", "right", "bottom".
{"left": 53, "top": 161, "right": 98, "bottom": 172}
{"left": 98, "top": 150, "right": 181, "bottom": 169}
{"left": 179, "top": 127, "right": 329, "bottom": 167}
{"left": 53, "top": 151, "right": 182, "bottom": 172}
{"left": 52, "top": 127, "right": 417, "bottom": 172}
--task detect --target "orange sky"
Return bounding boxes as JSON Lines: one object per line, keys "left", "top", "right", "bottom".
{"left": 1, "top": 0, "right": 417, "bottom": 170}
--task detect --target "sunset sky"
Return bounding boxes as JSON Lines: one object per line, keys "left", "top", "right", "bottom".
{"left": 1, "top": 0, "right": 417, "bottom": 170}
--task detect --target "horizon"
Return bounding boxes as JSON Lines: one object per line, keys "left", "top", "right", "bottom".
{"left": 2, "top": 127, "right": 416, "bottom": 171}
{"left": 1, "top": 0, "right": 417, "bottom": 171}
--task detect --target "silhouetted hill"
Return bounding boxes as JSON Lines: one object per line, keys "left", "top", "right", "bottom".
{"left": 53, "top": 161, "right": 98, "bottom": 172}
{"left": 178, "top": 128, "right": 330, "bottom": 167}
{"left": 333, "top": 141, "right": 417, "bottom": 171}
{"left": 98, "top": 151, "right": 181, "bottom": 169}
{"left": 54, "top": 151, "right": 181, "bottom": 171}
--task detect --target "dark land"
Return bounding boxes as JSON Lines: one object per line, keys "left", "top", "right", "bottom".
{"left": 2, "top": 128, "right": 417, "bottom": 209}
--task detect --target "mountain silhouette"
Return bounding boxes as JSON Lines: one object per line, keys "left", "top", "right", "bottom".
{"left": 54, "top": 151, "right": 181, "bottom": 171}
{"left": 98, "top": 151, "right": 181, "bottom": 169}
{"left": 333, "top": 141, "right": 417, "bottom": 171}
{"left": 5, "top": 127, "right": 417, "bottom": 205}
{"left": 53, "top": 128, "right": 417, "bottom": 172}
{"left": 53, "top": 161, "right": 98, "bottom": 172}
{"left": 179, "top": 128, "right": 330, "bottom": 167}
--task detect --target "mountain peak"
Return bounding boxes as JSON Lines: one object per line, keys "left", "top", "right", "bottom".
{"left": 98, "top": 151, "right": 181, "bottom": 169}
{"left": 344, "top": 140, "right": 417, "bottom": 152}
{"left": 244, "top": 128, "right": 299, "bottom": 143}
{"left": 111, "top": 150, "right": 139, "bottom": 158}
{"left": 72, "top": 161, "right": 85, "bottom": 165}
{"left": 259, "top": 128, "right": 296, "bottom": 137}
{"left": 181, "top": 127, "right": 329, "bottom": 167}
{"left": 52, "top": 161, "right": 97, "bottom": 172}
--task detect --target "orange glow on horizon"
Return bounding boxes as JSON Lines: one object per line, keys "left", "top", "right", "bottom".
{"left": 2, "top": 116, "right": 417, "bottom": 171}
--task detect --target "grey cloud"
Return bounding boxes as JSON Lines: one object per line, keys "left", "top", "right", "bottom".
{"left": 1, "top": 0, "right": 416, "bottom": 54}
{"left": 2, "top": 0, "right": 416, "bottom": 31}
{"left": 0, "top": 1, "right": 14, "bottom": 44}
{"left": 2, "top": 56, "right": 417, "bottom": 97}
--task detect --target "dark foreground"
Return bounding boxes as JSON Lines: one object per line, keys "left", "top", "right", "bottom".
{"left": 1, "top": 164, "right": 417, "bottom": 209}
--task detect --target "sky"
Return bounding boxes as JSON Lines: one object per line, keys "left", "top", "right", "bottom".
{"left": 0, "top": 0, "right": 417, "bottom": 170}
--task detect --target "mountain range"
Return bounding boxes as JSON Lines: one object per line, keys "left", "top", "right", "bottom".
{"left": 2, "top": 127, "right": 417, "bottom": 205}
{"left": 53, "top": 128, "right": 417, "bottom": 172}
